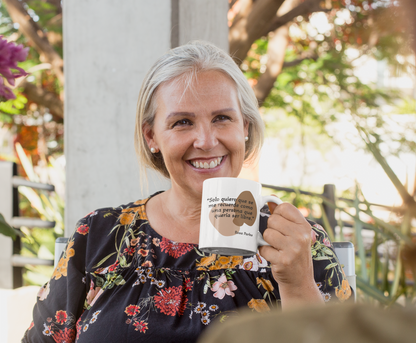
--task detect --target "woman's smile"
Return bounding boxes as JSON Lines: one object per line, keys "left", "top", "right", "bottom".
{"left": 187, "top": 156, "right": 224, "bottom": 169}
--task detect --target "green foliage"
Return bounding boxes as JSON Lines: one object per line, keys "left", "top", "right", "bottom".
{"left": 0, "top": 213, "right": 22, "bottom": 239}
{"left": 252, "top": 1, "right": 416, "bottom": 306}
{"left": 0, "top": 93, "right": 28, "bottom": 123}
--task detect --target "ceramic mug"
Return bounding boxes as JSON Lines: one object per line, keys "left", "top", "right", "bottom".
{"left": 199, "top": 177, "right": 282, "bottom": 256}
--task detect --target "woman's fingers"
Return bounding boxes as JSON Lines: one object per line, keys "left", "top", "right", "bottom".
{"left": 261, "top": 202, "right": 314, "bottom": 286}
{"left": 270, "top": 202, "right": 308, "bottom": 225}
{"left": 266, "top": 212, "right": 311, "bottom": 242}
{"left": 262, "top": 226, "right": 287, "bottom": 252}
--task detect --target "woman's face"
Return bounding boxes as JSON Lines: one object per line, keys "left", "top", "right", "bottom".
{"left": 143, "top": 70, "right": 249, "bottom": 197}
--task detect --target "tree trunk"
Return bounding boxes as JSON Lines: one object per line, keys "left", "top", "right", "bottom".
{"left": 253, "top": 0, "right": 300, "bottom": 104}
{"left": 253, "top": 25, "right": 289, "bottom": 104}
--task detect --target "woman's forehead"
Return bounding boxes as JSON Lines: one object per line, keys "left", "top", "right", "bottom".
{"left": 157, "top": 70, "right": 238, "bottom": 106}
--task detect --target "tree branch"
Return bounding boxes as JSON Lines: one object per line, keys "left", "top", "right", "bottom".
{"left": 229, "top": 0, "right": 285, "bottom": 64}
{"left": 263, "top": 0, "right": 328, "bottom": 36}
{"left": 282, "top": 52, "right": 318, "bottom": 68}
{"left": 3, "top": 0, "right": 64, "bottom": 86}
{"left": 24, "top": 0, "right": 62, "bottom": 15}
{"left": 20, "top": 80, "right": 64, "bottom": 118}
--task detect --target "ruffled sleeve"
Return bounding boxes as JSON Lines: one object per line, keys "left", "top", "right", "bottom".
{"left": 22, "top": 215, "right": 92, "bottom": 342}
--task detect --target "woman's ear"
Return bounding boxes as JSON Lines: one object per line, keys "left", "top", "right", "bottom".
{"left": 244, "top": 120, "right": 249, "bottom": 138}
{"left": 142, "top": 122, "right": 157, "bottom": 150}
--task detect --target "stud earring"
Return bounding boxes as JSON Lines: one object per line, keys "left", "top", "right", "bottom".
{"left": 245, "top": 136, "right": 249, "bottom": 141}
{"left": 150, "top": 147, "right": 156, "bottom": 153}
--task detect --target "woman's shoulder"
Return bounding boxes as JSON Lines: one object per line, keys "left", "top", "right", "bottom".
{"left": 76, "top": 193, "right": 164, "bottom": 233}
{"left": 69, "top": 196, "right": 156, "bottom": 268}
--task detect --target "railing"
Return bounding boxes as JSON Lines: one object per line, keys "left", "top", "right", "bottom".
{"left": 261, "top": 183, "right": 395, "bottom": 233}
{"left": 0, "top": 161, "right": 55, "bottom": 289}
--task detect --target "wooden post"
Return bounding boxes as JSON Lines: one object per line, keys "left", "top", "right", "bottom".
{"left": 322, "top": 184, "right": 337, "bottom": 231}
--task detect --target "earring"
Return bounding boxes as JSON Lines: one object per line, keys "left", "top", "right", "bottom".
{"left": 245, "top": 136, "right": 249, "bottom": 141}
{"left": 150, "top": 147, "right": 156, "bottom": 153}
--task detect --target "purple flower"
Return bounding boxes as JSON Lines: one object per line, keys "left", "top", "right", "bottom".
{"left": 0, "top": 35, "right": 29, "bottom": 100}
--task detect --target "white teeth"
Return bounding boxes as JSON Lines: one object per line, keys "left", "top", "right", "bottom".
{"left": 190, "top": 157, "right": 223, "bottom": 169}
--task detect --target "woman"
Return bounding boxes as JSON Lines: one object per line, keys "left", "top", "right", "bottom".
{"left": 23, "top": 41, "right": 351, "bottom": 343}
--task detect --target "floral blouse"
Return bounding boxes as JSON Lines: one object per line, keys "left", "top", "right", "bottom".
{"left": 23, "top": 192, "right": 351, "bottom": 343}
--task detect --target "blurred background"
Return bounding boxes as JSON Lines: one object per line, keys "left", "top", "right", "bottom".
{"left": 0, "top": 0, "right": 415, "bottom": 341}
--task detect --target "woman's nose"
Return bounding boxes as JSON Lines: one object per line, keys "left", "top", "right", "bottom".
{"left": 193, "top": 126, "right": 218, "bottom": 151}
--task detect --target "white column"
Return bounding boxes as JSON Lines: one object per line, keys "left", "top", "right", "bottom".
{"left": 64, "top": 1, "right": 228, "bottom": 235}
{"left": 0, "top": 162, "right": 13, "bottom": 289}
{"left": 173, "top": 0, "right": 229, "bottom": 51}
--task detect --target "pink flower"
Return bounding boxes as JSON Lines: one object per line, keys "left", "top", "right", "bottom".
{"left": 211, "top": 274, "right": 237, "bottom": 299}
{"left": 86, "top": 281, "right": 103, "bottom": 308}
{"left": 323, "top": 237, "right": 332, "bottom": 247}
{"left": 0, "top": 36, "right": 29, "bottom": 100}
{"left": 311, "top": 230, "right": 318, "bottom": 245}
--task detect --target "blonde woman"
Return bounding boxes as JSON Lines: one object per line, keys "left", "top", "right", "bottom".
{"left": 24, "top": 41, "right": 351, "bottom": 343}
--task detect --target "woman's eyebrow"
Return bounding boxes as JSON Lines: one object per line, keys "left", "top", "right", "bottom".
{"left": 166, "top": 112, "right": 196, "bottom": 121}
{"left": 212, "top": 108, "right": 237, "bottom": 115}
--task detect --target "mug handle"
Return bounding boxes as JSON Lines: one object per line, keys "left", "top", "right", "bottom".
{"left": 257, "top": 196, "right": 283, "bottom": 247}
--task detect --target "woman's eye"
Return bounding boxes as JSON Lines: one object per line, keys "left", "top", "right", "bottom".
{"left": 213, "top": 115, "right": 231, "bottom": 123}
{"left": 172, "top": 119, "right": 192, "bottom": 128}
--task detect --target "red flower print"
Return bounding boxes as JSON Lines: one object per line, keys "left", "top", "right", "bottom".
{"left": 160, "top": 238, "right": 194, "bottom": 258}
{"left": 75, "top": 317, "right": 82, "bottom": 340}
{"left": 52, "top": 328, "right": 76, "bottom": 343}
{"left": 28, "top": 321, "right": 34, "bottom": 331}
{"left": 124, "top": 304, "right": 140, "bottom": 316}
{"left": 55, "top": 310, "right": 67, "bottom": 324}
{"left": 124, "top": 247, "right": 135, "bottom": 256}
{"left": 133, "top": 320, "right": 148, "bottom": 333}
{"left": 183, "top": 278, "right": 193, "bottom": 291}
{"left": 76, "top": 224, "right": 89, "bottom": 235}
{"left": 154, "top": 286, "right": 188, "bottom": 316}
{"left": 108, "top": 261, "right": 119, "bottom": 272}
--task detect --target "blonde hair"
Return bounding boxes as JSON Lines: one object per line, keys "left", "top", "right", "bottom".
{"left": 134, "top": 41, "right": 264, "bottom": 181}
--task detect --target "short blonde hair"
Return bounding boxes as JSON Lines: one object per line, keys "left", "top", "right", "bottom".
{"left": 134, "top": 41, "right": 264, "bottom": 179}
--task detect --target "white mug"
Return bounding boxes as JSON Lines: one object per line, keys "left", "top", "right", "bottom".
{"left": 199, "top": 177, "right": 282, "bottom": 256}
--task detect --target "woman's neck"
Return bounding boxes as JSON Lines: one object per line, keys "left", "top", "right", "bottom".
{"left": 147, "top": 186, "right": 203, "bottom": 244}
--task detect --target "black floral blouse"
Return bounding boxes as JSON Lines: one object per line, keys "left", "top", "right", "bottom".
{"left": 23, "top": 192, "right": 351, "bottom": 343}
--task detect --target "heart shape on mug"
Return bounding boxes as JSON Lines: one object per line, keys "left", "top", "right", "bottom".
{"left": 208, "top": 190, "right": 257, "bottom": 236}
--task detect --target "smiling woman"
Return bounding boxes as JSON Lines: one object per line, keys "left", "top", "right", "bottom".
{"left": 23, "top": 41, "right": 351, "bottom": 343}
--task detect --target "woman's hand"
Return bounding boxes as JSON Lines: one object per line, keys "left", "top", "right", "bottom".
{"left": 258, "top": 198, "right": 323, "bottom": 309}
